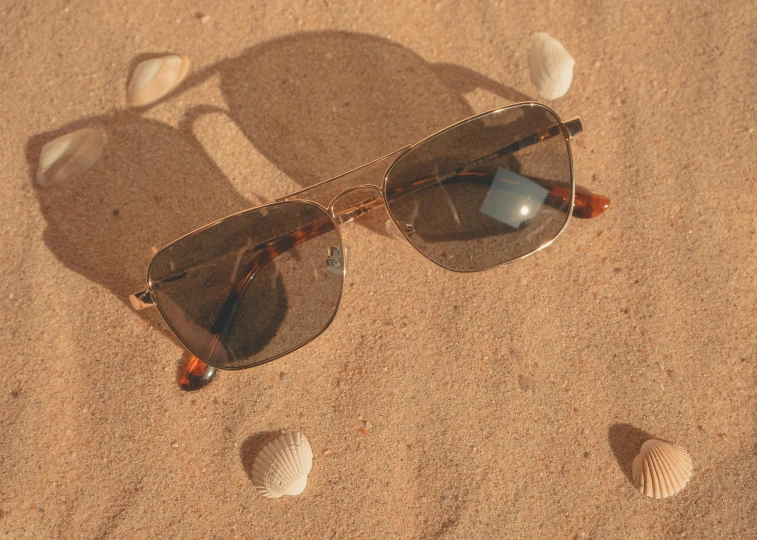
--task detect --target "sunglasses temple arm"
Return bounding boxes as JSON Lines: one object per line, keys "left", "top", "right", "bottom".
{"left": 136, "top": 202, "right": 380, "bottom": 375}
{"left": 454, "top": 173, "right": 610, "bottom": 218}
{"left": 202, "top": 218, "right": 339, "bottom": 358}
{"left": 208, "top": 193, "right": 398, "bottom": 344}
{"left": 548, "top": 186, "right": 610, "bottom": 218}
{"left": 210, "top": 190, "right": 400, "bottom": 341}
{"left": 127, "top": 289, "right": 218, "bottom": 390}
{"left": 179, "top": 355, "right": 217, "bottom": 391}
{"left": 388, "top": 122, "right": 610, "bottom": 218}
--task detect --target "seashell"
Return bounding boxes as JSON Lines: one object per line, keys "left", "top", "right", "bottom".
{"left": 36, "top": 128, "right": 107, "bottom": 187}
{"left": 126, "top": 55, "right": 190, "bottom": 107}
{"left": 632, "top": 439, "right": 693, "bottom": 499}
{"left": 528, "top": 33, "right": 575, "bottom": 100}
{"left": 251, "top": 432, "right": 313, "bottom": 498}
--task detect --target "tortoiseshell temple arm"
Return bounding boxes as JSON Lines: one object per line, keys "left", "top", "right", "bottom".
{"left": 400, "top": 170, "right": 611, "bottom": 219}
{"left": 390, "top": 117, "right": 609, "bottom": 219}
{"left": 180, "top": 355, "right": 217, "bottom": 391}
{"left": 205, "top": 218, "right": 337, "bottom": 348}
{"left": 129, "top": 290, "right": 217, "bottom": 390}
{"left": 129, "top": 220, "right": 337, "bottom": 386}
{"left": 548, "top": 185, "right": 610, "bottom": 219}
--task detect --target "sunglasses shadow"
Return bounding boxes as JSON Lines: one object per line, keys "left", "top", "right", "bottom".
{"left": 26, "top": 30, "right": 534, "bottom": 388}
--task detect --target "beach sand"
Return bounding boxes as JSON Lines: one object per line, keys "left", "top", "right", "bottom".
{"left": 1, "top": 1, "right": 755, "bottom": 538}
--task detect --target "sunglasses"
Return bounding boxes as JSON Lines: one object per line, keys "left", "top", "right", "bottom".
{"left": 130, "top": 102, "right": 610, "bottom": 387}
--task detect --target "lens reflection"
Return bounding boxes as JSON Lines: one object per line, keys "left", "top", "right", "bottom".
{"left": 384, "top": 104, "right": 573, "bottom": 271}
{"left": 148, "top": 201, "right": 343, "bottom": 369}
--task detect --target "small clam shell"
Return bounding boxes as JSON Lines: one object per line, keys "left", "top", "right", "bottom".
{"left": 251, "top": 432, "right": 313, "bottom": 498}
{"left": 126, "top": 55, "right": 190, "bottom": 107}
{"left": 36, "top": 128, "right": 107, "bottom": 187}
{"left": 528, "top": 33, "right": 575, "bottom": 100}
{"left": 632, "top": 439, "right": 693, "bottom": 499}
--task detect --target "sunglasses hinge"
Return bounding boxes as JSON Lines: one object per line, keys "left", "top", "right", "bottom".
{"left": 129, "top": 289, "right": 156, "bottom": 310}
{"left": 563, "top": 116, "right": 583, "bottom": 139}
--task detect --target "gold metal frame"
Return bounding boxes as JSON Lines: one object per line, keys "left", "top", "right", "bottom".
{"left": 130, "top": 102, "right": 603, "bottom": 374}
{"left": 142, "top": 199, "right": 347, "bottom": 371}
{"left": 382, "top": 102, "right": 576, "bottom": 272}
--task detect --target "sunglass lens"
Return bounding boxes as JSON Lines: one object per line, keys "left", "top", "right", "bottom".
{"left": 384, "top": 104, "right": 573, "bottom": 271}
{"left": 148, "top": 201, "right": 343, "bottom": 369}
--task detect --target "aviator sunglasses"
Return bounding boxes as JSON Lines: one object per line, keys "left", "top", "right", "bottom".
{"left": 130, "top": 102, "right": 610, "bottom": 386}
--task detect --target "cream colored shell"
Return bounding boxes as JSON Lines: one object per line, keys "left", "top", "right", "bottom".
{"left": 528, "top": 33, "right": 575, "bottom": 100}
{"left": 37, "top": 128, "right": 107, "bottom": 187}
{"left": 126, "top": 55, "right": 190, "bottom": 107}
{"left": 251, "top": 432, "right": 313, "bottom": 498}
{"left": 632, "top": 439, "right": 693, "bottom": 499}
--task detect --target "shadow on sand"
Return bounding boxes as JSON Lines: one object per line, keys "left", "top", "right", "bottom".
{"left": 26, "top": 31, "right": 533, "bottom": 388}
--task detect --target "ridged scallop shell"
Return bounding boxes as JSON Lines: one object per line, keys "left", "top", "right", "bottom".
{"left": 251, "top": 432, "right": 313, "bottom": 498}
{"left": 632, "top": 439, "right": 693, "bottom": 499}
{"left": 126, "top": 55, "right": 190, "bottom": 107}
{"left": 528, "top": 33, "right": 575, "bottom": 100}
{"left": 36, "top": 128, "right": 107, "bottom": 187}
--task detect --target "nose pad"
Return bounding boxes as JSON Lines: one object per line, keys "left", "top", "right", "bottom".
{"left": 385, "top": 219, "right": 411, "bottom": 246}
{"left": 328, "top": 184, "right": 384, "bottom": 225}
{"left": 385, "top": 219, "right": 427, "bottom": 249}
{"left": 327, "top": 244, "right": 347, "bottom": 276}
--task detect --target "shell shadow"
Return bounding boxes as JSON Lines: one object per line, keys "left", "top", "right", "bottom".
{"left": 239, "top": 430, "right": 284, "bottom": 482}
{"left": 608, "top": 423, "right": 655, "bottom": 484}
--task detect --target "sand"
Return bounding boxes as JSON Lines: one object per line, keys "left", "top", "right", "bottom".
{"left": 1, "top": 1, "right": 756, "bottom": 538}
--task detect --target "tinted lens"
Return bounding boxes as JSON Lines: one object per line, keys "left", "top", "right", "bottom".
{"left": 148, "top": 201, "right": 343, "bottom": 369}
{"left": 384, "top": 104, "right": 573, "bottom": 271}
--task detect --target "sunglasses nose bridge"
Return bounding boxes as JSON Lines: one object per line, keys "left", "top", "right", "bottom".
{"left": 327, "top": 184, "right": 385, "bottom": 224}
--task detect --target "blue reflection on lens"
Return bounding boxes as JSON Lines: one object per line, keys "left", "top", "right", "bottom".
{"left": 479, "top": 168, "right": 548, "bottom": 229}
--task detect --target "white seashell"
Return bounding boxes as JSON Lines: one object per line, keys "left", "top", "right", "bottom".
{"left": 126, "top": 55, "right": 190, "bottom": 107}
{"left": 251, "top": 432, "right": 313, "bottom": 498}
{"left": 632, "top": 439, "right": 693, "bottom": 499}
{"left": 528, "top": 33, "right": 575, "bottom": 100}
{"left": 36, "top": 128, "right": 107, "bottom": 187}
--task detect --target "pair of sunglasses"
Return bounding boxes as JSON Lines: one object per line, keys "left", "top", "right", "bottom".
{"left": 130, "top": 102, "right": 610, "bottom": 388}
